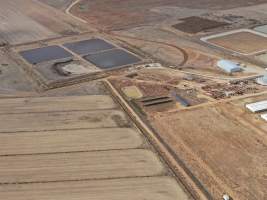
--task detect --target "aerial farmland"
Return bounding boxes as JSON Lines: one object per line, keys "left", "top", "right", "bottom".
{"left": 0, "top": 0, "right": 266, "bottom": 200}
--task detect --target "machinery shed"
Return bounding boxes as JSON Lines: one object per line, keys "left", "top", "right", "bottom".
{"left": 246, "top": 100, "right": 267, "bottom": 113}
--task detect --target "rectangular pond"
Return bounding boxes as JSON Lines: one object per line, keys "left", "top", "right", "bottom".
{"left": 83, "top": 49, "right": 141, "bottom": 69}
{"left": 20, "top": 45, "right": 73, "bottom": 65}
{"left": 64, "top": 39, "right": 115, "bottom": 55}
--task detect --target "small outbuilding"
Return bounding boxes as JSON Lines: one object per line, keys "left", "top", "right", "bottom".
{"left": 217, "top": 60, "right": 243, "bottom": 73}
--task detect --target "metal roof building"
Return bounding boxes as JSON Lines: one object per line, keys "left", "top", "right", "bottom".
{"left": 256, "top": 75, "right": 267, "bottom": 86}
{"left": 217, "top": 60, "right": 243, "bottom": 73}
{"left": 246, "top": 100, "right": 267, "bottom": 113}
{"left": 254, "top": 24, "right": 267, "bottom": 34}
{"left": 261, "top": 113, "right": 267, "bottom": 121}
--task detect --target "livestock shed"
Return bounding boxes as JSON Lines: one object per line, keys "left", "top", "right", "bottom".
{"left": 261, "top": 113, "right": 267, "bottom": 121}
{"left": 217, "top": 60, "right": 243, "bottom": 73}
{"left": 246, "top": 100, "right": 267, "bottom": 113}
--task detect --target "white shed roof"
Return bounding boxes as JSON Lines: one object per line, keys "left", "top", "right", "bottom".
{"left": 217, "top": 60, "right": 242, "bottom": 73}
{"left": 256, "top": 75, "right": 267, "bottom": 86}
{"left": 261, "top": 113, "right": 267, "bottom": 121}
{"left": 246, "top": 100, "right": 267, "bottom": 113}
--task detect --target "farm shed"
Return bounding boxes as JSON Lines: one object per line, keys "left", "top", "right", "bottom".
{"left": 246, "top": 100, "right": 267, "bottom": 113}
{"left": 256, "top": 75, "right": 267, "bottom": 86}
{"left": 217, "top": 60, "right": 243, "bottom": 73}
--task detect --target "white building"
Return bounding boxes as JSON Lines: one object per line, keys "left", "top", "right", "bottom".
{"left": 246, "top": 100, "right": 267, "bottom": 113}
{"left": 256, "top": 75, "right": 267, "bottom": 86}
{"left": 217, "top": 60, "right": 243, "bottom": 73}
{"left": 261, "top": 114, "right": 267, "bottom": 121}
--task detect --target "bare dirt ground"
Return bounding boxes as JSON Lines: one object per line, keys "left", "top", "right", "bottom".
{"left": 173, "top": 16, "right": 229, "bottom": 34}
{"left": 110, "top": 26, "right": 266, "bottom": 77}
{"left": 0, "top": 0, "right": 89, "bottom": 45}
{"left": 0, "top": 50, "right": 37, "bottom": 93}
{"left": 70, "top": 0, "right": 267, "bottom": 30}
{"left": 207, "top": 31, "right": 267, "bottom": 55}
{"left": 150, "top": 101, "right": 267, "bottom": 200}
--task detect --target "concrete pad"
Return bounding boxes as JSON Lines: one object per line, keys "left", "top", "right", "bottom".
{"left": 61, "top": 64, "right": 92, "bottom": 75}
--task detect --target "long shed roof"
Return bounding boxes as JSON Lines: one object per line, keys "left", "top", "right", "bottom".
{"left": 246, "top": 100, "right": 267, "bottom": 113}
{"left": 217, "top": 60, "right": 242, "bottom": 73}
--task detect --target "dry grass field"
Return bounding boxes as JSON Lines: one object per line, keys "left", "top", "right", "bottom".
{"left": 0, "top": 93, "right": 191, "bottom": 200}
{"left": 0, "top": 149, "right": 165, "bottom": 183}
{"left": 0, "top": 95, "right": 117, "bottom": 113}
{"left": 0, "top": 177, "right": 187, "bottom": 200}
{"left": 0, "top": 50, "right": 37, "bottom": 93}
{"left": 151, "top": 101, "right": 267, "bottom": 200}
{"left": 0, "top": 128, "right": 143, "bottom": 155}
